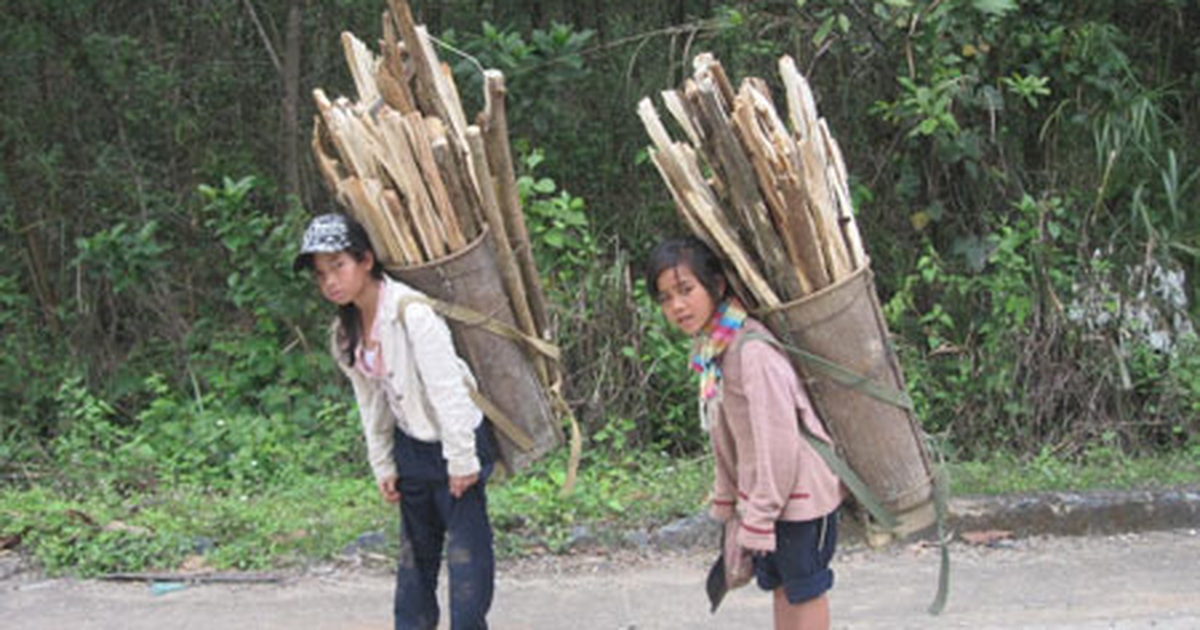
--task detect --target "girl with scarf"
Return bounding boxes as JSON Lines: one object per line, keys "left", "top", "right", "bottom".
{"left": 647, "top": 236, "right": 844, "bottom": 629}
{"left": 295, "top": 213, "right": 496, "bottom": 630}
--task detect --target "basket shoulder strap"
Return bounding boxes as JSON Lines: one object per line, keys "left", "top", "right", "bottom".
{"left": 736, "top": 333, "right": 950, "bottom": 615}
{"left": 396, "top": 294, "right": 560, "bottom": 361}
{"left": 737, "top": 331, "right": 913, "bottom": 411}
{"left": 735, "top": 331, "right": 898, "bottom": 530}
{"left": 393, "top": 294, "right": 539, "bottom": 452}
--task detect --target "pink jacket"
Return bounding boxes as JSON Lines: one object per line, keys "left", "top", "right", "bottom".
{"left": 705, "top": 319, "right": 844, "bottom": 552}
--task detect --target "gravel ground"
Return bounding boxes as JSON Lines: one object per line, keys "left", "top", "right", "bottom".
{"left": 4, "top": 527, "right": 1199, "bottom": 629}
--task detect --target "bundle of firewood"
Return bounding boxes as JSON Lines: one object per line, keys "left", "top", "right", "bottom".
{"left": 638, "top": 53, "right": 867, "bottom": 309}
{"left": 311, "top": 0, "right": 582, "bottom": 486}
{"left": 311, "top": 0, "right": 548, "bottom": 360}
{"left": 638, "top": 59, "right": 950, "bottom": 587}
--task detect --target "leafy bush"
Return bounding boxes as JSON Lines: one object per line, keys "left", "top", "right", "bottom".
{"left": 888, "top": 190, "right": 1197, "bottom": 457}
{"left": 519, "top": 152, "right": 700, "bottom": 454}
{"left": 490, "top": 449, "right": 710, "bottom": 554}
{"left": 0, "top": 478, "right": 384, "bottom": 576}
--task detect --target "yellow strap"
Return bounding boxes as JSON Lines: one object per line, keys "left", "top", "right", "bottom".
{"left": 464, "top": 381, "right": 536, "bottom": 452}
{"left": 394, "top": 294, "right": 548, "bottom": 453}
{"left": 397, "top": 295, "right": 561, "bottom": 361}
{"left": 395, "top": 293, "right": 583, "bottom": 485}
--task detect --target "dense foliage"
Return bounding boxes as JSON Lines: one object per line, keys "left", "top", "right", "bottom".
{"left": 2, "top": 1, "right": 1198, "bottom": 573}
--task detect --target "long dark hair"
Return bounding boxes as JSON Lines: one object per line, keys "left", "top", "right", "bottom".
{"left": 336, "top": 241, "right": 384, "bottom": 367}
{"left": 645, "top": 236, "right": 728, "bottom": 303}
{"left": 298, "top": 215, "right": 384, "bottom": 367}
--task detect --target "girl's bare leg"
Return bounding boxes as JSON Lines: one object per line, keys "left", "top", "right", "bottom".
{"left": 773, "top": 588, "right": 829, "bottom": 630}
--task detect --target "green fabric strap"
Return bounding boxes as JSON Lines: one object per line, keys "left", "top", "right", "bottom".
{"left": 396, "top": 294, "right": 561, "bottom": 361}
{"left": 796, "top": 420, "right": 898, "bottom": 530}
{"left": 744, "top": 331, "right": 914, "bottom": 411}
{"left": 927, "top": 449, "right": 952, "bottom": 615}
{"left": 735, "top": 332, "right": 897, "bottom": 529}
{"left": 737, "top": 331, "right": 951, "bottom": 615}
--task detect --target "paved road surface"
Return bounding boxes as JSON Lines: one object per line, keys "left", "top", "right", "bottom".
{"left": 4, "top": 529, "right": 1198, "bottom": 629}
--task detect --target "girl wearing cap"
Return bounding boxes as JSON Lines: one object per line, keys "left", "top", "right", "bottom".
{"left": 647, "top": 236, "right": 844, "bottom": 629}
{"left": 295, "top": 213, "right": 496, "bottom": 630}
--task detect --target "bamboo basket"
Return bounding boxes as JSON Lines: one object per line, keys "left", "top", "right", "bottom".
{"left": 309, "top": 0, "right": 576, "bottom": 481}
{"left": 638, "top": 52, "right": 941, "bottom": 539}
{"left": 764, "top": 264, "right": 936, "bottom": 537}
{"left": 388, "top": 227, "right": 562, "bottom": 473}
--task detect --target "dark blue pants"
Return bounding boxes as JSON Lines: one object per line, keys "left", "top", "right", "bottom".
{"left": 392, "top": 425, "right": 496, "bottom": 630}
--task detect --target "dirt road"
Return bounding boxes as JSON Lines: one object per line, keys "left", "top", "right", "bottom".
{"left": 4, "top": 528, "right": 1198, "bottom": 629}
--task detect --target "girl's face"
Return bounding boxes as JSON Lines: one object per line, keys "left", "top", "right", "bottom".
{"left": 311, "top": 251, "right": 376, "bottom": 306}
{"left": 655, "top": 264, "right": 722, "bottom": 337}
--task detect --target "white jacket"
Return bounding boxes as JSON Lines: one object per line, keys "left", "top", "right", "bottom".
{"left": 331, "top": 276, "right": 483, "bottom": 480}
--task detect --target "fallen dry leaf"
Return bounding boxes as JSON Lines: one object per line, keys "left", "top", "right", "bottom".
{"left": 961, "top": 529, "right": 1013, "bottom": 546}
{"left": 178, "top": 554, "right": 210, "bottom": 573}
{"left": 103, "top": 520, "right": 152, "bottom": 536}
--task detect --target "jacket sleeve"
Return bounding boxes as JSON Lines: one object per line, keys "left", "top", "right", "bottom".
{"left": 331, "top": 325, "right": 397, "bottom": 482}
{"left": 735, "top": 340, "right": 802, "bottom": 552}
{"left": 401, "top": 300, "right": 482, "bottom": 477}
{"left": 706, "top": 400, "right": 738, "bottom": 522}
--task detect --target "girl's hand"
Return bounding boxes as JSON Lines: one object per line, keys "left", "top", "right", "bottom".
{"left": 378, "top": 476, "right": 401, "bottom": 504}
{"left": 448, "top": 472, "right": 479, "bottom": 499}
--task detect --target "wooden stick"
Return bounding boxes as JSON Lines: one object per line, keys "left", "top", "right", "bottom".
{"left": 369, "top": 110, "right": 436, "bottom": 259}
{"left": 336, "top": 175, "right": 407, "bottom": 265}
{"left": 819, "top": 120, "right": 867, "bottom": 268}
{"left": 312, "top": 90, "right": 367, "bottom": 178}
{"left": 466, "top": 126, "right": 548, "bottom": 385}
{"left": 404, "top": 114, "right": 466, "bottom": 251}
{"left": 101, "top": 572, "right": 284, "bottom": 584}
{"left": 732, "top": 89, "right": 814, "bottom": 295}
{"left": 650, "top": 146, "right": 776, "bottom": 308}
{"left": 748, "top": 83, "right": 834, "bottom": 290}
{"left": 691, "top": 76, "right": 806, "bottom": 301}
{"left": 381, "top": 188, "right": 424, "bottom": 264}
{"left": 480, "top": 70, "right": 550, "bottom": 344}
{"left": 679, "top": 185, "right": 780, "bottom": 308}
{"left": 431, "top": 131, "right": 482, "bottom": 241}
{"left": 387, "top": 0, "right": 442, "bottom": 118}
{"left": 377, "top": 53, "right": 415, "bottom": 114}
{"left": 384, "top": 111, "right": 447, "bottom": 259}
{"left": 777, "top": 170, "right": 833, "bottom": 290}
{"left": 341, "top": 32, "right": 381, "bottom": 106}
{"left": 779, "top": 56, "right": 819, "bottom": 142}
{"left": 360, "top": 177, "right": 412, "bottom": 265}
{"left": 692, "top": 53, "right": 736, "bottom": 112}
{"left": 430, "top": 50, "right": 471, "bottom": 152}
{"left": 639, "top": 96, "right": 779, "bottom": 307}
{"left": 796, "top": 135, "right": 852, "bottom": 280}
{"left": 415, "top": 26, "right": 470, "bottom": 149}
{"left": 775, "top": 60, "right": 849, "bottom": 275}
{"left": 379, "top": 12, "right": 416, "bottom": 114}
{"left": 311, "top": 118, "right": 346, "bottom": 193}
{"left": 660, "top": 89, "right": 703, "bottom": 149}
{"left": 675, "top": 140, "right": 780, "bottom": 307}
{"left": 336, "top": 101, "right": 385, "bottom": 181}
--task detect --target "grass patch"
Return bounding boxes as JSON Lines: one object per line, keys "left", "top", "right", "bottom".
{"left": 490, "top": 450, "right": 711, "bottom": 554}
{"left": 3, "top": 445, "right": 1197, "bottom": 577}
{"left": 0, "top": 477, "right": 386, "bottom": 577}
{"left": 949, "top": 444, "right": 1200, "bottom": 495}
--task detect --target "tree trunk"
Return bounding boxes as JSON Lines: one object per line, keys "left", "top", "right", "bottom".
{"left": 281, "top": 1, "right": 303, "bottom": 202}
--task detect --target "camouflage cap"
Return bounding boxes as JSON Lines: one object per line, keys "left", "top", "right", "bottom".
{"left": 293, "top": 213, "right": 365, "bottom": 272}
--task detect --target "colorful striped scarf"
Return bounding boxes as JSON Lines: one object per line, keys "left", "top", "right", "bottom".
{"left": 690, "top": 297, "right": 748, "bottom": 401}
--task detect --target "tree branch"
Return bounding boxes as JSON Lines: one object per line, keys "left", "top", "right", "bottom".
{"left": 241, "top": 0, "right": 282, "bottom": 76}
